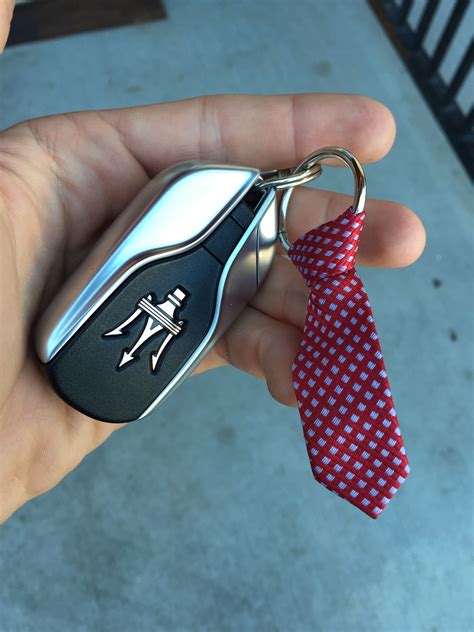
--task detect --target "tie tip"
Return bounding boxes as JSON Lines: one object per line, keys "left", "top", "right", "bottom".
{"left": 312, "top": 454, "right": 410, "bottom": 519}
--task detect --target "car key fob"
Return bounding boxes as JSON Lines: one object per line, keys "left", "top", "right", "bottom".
{"left": 35, "top": 162, "right": 278, "bottom": 423}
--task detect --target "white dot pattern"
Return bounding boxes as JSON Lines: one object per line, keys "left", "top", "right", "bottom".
{"left": 289, "top": 208, "right": 409, "bottom": 518}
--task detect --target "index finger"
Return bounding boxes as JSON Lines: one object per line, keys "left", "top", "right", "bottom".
{"left": 105, "top": 93, "right": 396, "bottom": 174}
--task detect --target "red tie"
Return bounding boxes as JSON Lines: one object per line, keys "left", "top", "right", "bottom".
{"left": 288, "top": 208, "right": 409, "bottom": 518}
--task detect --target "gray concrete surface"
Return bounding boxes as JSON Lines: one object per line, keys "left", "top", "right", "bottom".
{"left": 0, "top": 1, "right": 472, "bottom": 631}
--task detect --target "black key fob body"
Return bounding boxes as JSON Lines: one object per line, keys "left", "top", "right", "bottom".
{"left": 35, "top": 162, "right": 277, "bottom": 422}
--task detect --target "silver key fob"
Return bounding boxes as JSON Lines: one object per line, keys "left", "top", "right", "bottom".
{"left": 35, "top": 162, "right": 277, "bottom": 423}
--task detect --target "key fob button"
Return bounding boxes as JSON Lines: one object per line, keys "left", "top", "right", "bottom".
{"left": 230, "top": 189, "right": 264, "bottom": 229}
{"left": 203, "top": 216, "right": 243, "bottom": 264}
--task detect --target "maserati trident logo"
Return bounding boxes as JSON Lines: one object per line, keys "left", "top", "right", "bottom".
{"left": 104, "top": 286, "right": 188, "bottom": 372}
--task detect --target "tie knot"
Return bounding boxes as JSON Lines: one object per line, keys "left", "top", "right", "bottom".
{"left": 289, "top": 208, "right": 365, "bottom": 285}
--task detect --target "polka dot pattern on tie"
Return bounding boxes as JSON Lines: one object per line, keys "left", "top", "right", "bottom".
{"left": 289, "top": 208, "right": 409, "bottom": 518}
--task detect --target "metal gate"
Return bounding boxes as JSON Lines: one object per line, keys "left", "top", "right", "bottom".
{"left": 369, "top": 0, "right": 473, "bottom": 179}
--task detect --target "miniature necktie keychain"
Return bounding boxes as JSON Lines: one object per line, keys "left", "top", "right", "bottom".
{"left": 274, "top": 149, "right": 410, "bottom": 518}
{"left": 35, "top": 147, "right": 409, "bottom": 518}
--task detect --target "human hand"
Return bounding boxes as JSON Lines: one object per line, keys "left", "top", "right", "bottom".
{"left": 0, "top": 0, "right": 14, "bottom": 53}
{"left": 0, "top": 94, "right": 425, "bottom": 522}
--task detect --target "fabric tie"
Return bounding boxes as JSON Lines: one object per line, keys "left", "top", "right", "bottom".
{"left": 288, "top": 208, "right": 409, "bottom": 518}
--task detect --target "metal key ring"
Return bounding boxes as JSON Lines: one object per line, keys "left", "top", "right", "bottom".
{"left": 257, "top": 162, "right": 322, "bottom": 189}
{"left": 278, "top": 147, "right": 367, "bottom": 252}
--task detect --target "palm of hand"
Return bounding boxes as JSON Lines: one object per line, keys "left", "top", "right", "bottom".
{"left": 0, "top": 94, "right": 425, "bottom": 522}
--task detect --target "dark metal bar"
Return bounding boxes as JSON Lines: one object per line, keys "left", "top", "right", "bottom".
{"left": 447, "top": 41, "right": 474, "bottom": 99}
{"left": 414, "top": 0, "right": 440, "bottom": 46}
{"left": 431, "top": 0, "right": 470, "bottom": 71}
{"left": 399, "top": 0, "right": 414, "bottom": 22}
{"left": 465, "top": 107, "right": 474, "bottom": 136}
